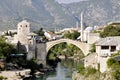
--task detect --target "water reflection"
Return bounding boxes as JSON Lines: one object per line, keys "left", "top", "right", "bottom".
{"left": 47, "top": 62, "right": 71, "bottom": 80}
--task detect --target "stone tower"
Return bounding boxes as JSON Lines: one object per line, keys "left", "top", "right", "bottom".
{"left": 17, "top": 20, "right": 30, "bottom": 45}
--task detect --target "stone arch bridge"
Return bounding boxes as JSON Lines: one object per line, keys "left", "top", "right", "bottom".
{"left": 46, "top": 39, "right": 90, "bottom": 56}
{"left": 36, "top": 39, "right": 90, "bottom": 65}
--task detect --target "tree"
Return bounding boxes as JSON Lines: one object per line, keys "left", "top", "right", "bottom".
{"left": 63, "top": 31, "right": 80, "bottom": 40}
{"left": 35, "top": 28, "right": 44, "bottom": 36}
{"left": 100, "top": 25, "right": 120, "bottom": 37}
{"left": 0, "top": 36, "right": 17, "bottom": 58}
{"left": 107, "top": 58, "right": 120, "bottom": 80}
{"left": 89, "top": 43, "right": 96, "bottom": 53}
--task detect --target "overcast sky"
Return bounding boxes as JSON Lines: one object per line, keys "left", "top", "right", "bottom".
{"left": 56, "top": 0, "right": 82, "bottom": 4}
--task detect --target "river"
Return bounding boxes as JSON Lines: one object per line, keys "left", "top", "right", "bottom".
{"left": 25, "top": 59, "right": 82, "bottom": 80}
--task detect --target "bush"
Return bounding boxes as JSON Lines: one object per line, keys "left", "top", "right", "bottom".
{"left": 107, "top": 58, "right": 119, "bottom": 68}
{"left": 112, "top": 69, "right": 120, "bottom": 80}
{"left": 77, "top": 65, "right": 85, "bottom": 75}
{"left": 77, "top": 65, "right": 97, "bottom": 78}
{"left": 107, "top": 57, "right": 120, "bottom": 80}
{"left": 0, "top": 76, "right": 7, "bottom": 80}
{"left": 86, "top": 67, "right": 97, "bottom": 75}
{"left": 89, "top": 43, "right": 96, "bottom": 53}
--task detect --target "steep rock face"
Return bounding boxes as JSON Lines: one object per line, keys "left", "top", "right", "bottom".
{"left": 0, "top": 0, "right": 120, "bottom": 31}
{"left": 0, "top": 0, "right": 54, "bottom": 30}
{"left": 42, "top": 0, "right": 75, "bottom": 27}
{"left": 0, "top": 0, "right": 75, "bottom": 31}
{"left": 62, "top": 0, "right": 120, "bottom": 26}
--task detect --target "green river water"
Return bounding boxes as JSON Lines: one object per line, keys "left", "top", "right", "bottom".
{"left": 25, "top": 59, "right": 82, "bottom": 80}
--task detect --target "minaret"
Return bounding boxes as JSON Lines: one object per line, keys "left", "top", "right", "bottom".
{"left": 81, "top": 12, "right": 84, "bottom": 41}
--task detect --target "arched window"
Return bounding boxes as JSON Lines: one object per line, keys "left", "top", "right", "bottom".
{"left": 26, "top": 25, "right": 27, "bottom": 27}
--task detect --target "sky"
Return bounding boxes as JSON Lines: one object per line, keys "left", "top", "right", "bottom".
{"left": 56, "top": 0, "right": 82, "bottom": 4}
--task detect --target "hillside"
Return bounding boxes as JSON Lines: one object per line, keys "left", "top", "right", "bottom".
{"left": 62, "top": 0, "right": 120, "bottom": 26}
{"left": 0, "top": 0, "right": 119, "bottom": 31}
{"left": 0, "top": 0, "right": 76, "bottom": 31}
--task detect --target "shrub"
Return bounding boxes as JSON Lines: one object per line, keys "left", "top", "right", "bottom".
{"left": 107, "top": 58, "right": 119, "bottom": 68}
{"left": 77, "top": 65, "right": 85, "bottom": 75}
{"left": 107, "top": 57, "right": 120, "bottom": 80}
{"left": 0, "top": 76, "right": 7, "bottom": 80}
{"left": 86, "top": 67, "right": 97, "bottom": 75}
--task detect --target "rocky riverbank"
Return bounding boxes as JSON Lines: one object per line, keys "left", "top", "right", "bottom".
{"left": 72, "top": 71, "right": 114, "bottom": 80}
{"left": 0, "top": 69, "right": 30, "bottom": 80}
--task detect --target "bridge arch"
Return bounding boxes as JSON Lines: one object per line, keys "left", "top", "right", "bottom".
{"left": 46, "top": 39, "right": 90, "bottom": 56}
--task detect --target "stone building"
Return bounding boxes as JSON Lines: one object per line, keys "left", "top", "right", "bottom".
{"left": 12, "top": 20, "right": 37, "bottom": 60}
{"left": 96, "top": 36, "right": 120, "bottom": 72}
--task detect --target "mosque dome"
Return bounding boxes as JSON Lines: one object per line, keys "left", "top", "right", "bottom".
{"left": 84, "top": 26, "right": 94, "bottom": 32}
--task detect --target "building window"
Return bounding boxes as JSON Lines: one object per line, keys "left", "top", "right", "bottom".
{"left": 26, "top": 25, "right": 27, "bottom": 27}
{"left": 101, "top": 46, "right": 109, "bottom": 49}
{"left": 20, "top": 25, "right": 22, "bottom": 27}
{"left": 111, "top": 46, "right": 116, "bottom": 52}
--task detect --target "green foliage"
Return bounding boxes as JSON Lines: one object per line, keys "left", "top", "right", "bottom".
{"left": 77, "top": 65, "right": 85, "bottom": 75}
{"left": 98, "top": 63, "right": 100, "bottom": 72}
{"left": 0, "top": 76, "right": 7, "bottom": 80}
{"left": 63, "top": 31, "right": 80, "bottom": 40}
{"left": 48, "top": 42, "right": 84, "bottom": 60}
{"left": 107, "top": 57, "right": 120, "bottom": 80}
{"left": 48, "top": 53, "right": 56, "bottom": 60}
{"left": 107, "top": 58, "right": 119, "bottom": 68}
{"left": 34, "top": 28, "right": 44, "bottom": 36}
{"left": 0, "top": 36, "right": 17, "bottom": 58}
{"left": 77, "top": 65, "right": 97, "bottom": 76}
{"left": 85, "top": 67, "right": 97, "bottom": 76}
{"left": 112, "top": 69, "right": 120, "bottom": 80}
{"left": 100, "top": 25, "right": 120, "bottom": 37}
{"left": 93, "top": 30, "right": 101, "bottom": 33}
{"left": 89, "top": 43, "right": 96, "bottom": 53}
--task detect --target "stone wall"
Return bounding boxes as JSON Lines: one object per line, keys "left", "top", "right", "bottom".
{"left": 36, "top": 43, "right": 47, "bottom": 66}
{"left": 88, "top": 33, "right": 100, "bottom": 44}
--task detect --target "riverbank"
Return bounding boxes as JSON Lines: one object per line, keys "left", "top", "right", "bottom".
{"left": 0, "top": 69, "right": 30, "bottom": 80}
{"left": 72, "top": 71, "right": 114, "bottom": 80}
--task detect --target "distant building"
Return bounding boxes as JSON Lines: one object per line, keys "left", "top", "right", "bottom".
{"left": 44, "top": 31, "right": 57, "bottom": 40}
{"left": 108, "top": 22, "right": 120, "bottom": 27}
{"left": 59, "top": 28, "right": 78, "bottom": 33}
{"left": 94, "top": 25, "right": 104, "bottom": 31}
{"left": 83, "top": 26, "right": 94, "bottom": 41}
{"left": 77, "top": 26, "right": 100, "bottom": 44}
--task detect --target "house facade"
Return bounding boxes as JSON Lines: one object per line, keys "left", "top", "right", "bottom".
{"left": 96, "top": 36, "right": 120, "bottom": 72}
